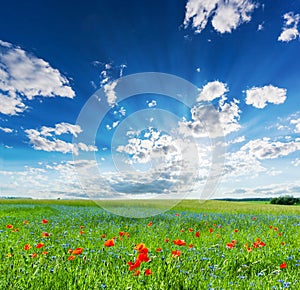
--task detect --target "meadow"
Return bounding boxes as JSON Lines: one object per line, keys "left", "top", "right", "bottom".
{"left": 0, "top": 199, "right": 299, "bottom": 289}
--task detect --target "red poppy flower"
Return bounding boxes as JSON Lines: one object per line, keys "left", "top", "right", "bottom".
{"left": 79, "top": 230, "right": 84, "bottom": 235}
{"left": 165, "top": 238, "right": 169, "bottom": 243}
{"left": 156, "top": 248, "right": 162, "bottom": 252}
{"left": 24, "top": 244, "right": 31, "bottom": 251}
{"left": 281, "top": 241, "right": 285, "bottom": 245}
{"left": 23, "top": 220, "right": 29, "bottom": 225}
{"left": 119, "top": 231, "right": 125, "bottom": 237}
{"left": 135, "top": 243, "right": 146, "bottom": 252}
{"left": 104, "top": 239, "right": 115, "bottom": 247}
{"left": 209, "top": 228, "right": 213, "bottom": 233}
{"left": 147, "top": 221, "right": 153, "bottom": 227}
{"left": 12, "top": 228, "right": 19, "bottom": 232}
{"left": 280, "top": 262, "right": 287, "bottom": 269}
{"left": 180, "top": 229, "right": 185, "bottom": 232}
{"left": 128, "top": 260, "right": 142, "bottom": 270}
{"left": 171, "top": 250, "right": 181, "bottom": 257}
{"left": 42, "top": 251, "right": 48, "bottom": 255}
{"left": 101, "top": 234, "right": 106, "bottom": 238}
{"left": 269, "top": 225, "right": 273, "bottom": 229}
{"left": 133, "top": 270, "right": 140, "bottom": 276}
{"left": 36, "top": 243, "right": 44, "bottom": 249}
{"left": 233, "top": 229, "right": 238, "bottom": 233}
{"left": 195, "top": 231, "right": 200, "bottom": 238}
{"left": 42, "top": 232, "right": 50, "bottom": 237}
{"left": 6, "top": 224, "right": 13, "bottom": 229}
{"left": 188, "top": 228, "right": 193, "bottom": 232}
{"left": 68, "top": 248, "right": 73, "bottom": 254}
{"left": 259, "top": 241, "right": 266, "bottom": 247}
{"left": 175, "top": 213, "right": 180, "bottom": 217}
{"left": 144, "top": 269, "right": 152, "bottom": 276}
{"left": 72, "top": 248, "right": 83, "bottom": 255}
{"left": 188, "top": 244, "right": 193, "bottom": 248}
{"left": 80, "top": 226, "right": 84, "bottom": 229}
{"left": 247, "top": 247, "right": 252, "bottom": 252}
{"left": 42, "top": 219, "right": 48, "bottom": 224}
{"left": 68, "top": 255, "right": 75, "bottom": 261}
{"left": 252, "top": 216, "right": 257, "bottom": 220}
{"left": 31, "top": 253, "right": 37, "bottom": 258}
{"left": 274, "top": 227, "right": 278, "bottom": 231}
{"left": 173, "top": 239, "right": 186, "bottom": 246}
{"left": 226, "top": 243, "right": 234, "bottom": 249}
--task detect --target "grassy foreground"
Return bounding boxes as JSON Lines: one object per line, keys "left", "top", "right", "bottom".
{"left": 0, "top": 199, "right": 299, "bottom": 289}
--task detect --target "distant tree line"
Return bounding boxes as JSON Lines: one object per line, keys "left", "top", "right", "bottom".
{"left": 270, "top": 195, "right": 299, "bottom": 205}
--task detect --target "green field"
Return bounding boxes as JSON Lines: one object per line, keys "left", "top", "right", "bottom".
{"left": 0, "top": 199, "right": 299, "bottom": 289}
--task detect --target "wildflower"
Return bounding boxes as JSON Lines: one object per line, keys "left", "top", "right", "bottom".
{"left": 119, "top": 231, "right": 125, "bottom": 237}
{"left": 68, "top": 255, "right": 75, "bottom": 261}
{"left": 68, "top": 248, "right": 73, "bottom": 254}
{"left": 281, "top": 242, "right": 286, "bottom": 245}
{"left": 173, "top": 239, "right": 186, "bottom": 246}
{"left": 165, "top": 238, "right": 169, "bottom": 243}
{"left": 72, "top": 248, "right": 83, "bottom": 255}
{"left": 233, "top": 229, "right": 238, "bottom": 233}
{"left": 175, "top": 213, "right": 180, "bottom": 217}
{"left": 42, "top": 251, "right": 48, "bottom": 255}
{"left": 36, "top": 243, "right": 44, "bottom": 249}
{"left": 180, "top": 229, "right": 185, "bottom": 232}
{"left": 252, "top": 216, "right": 257, "bottom": 220}
{"left": 280, "top": 262, "right": 287, "bottom": 269}
{"left": 42, "top": 232, "right": 50, "bottom": 237}
{"left": 24, "top": 244, "right": 31, "bottom": 251}
{"left": 80, "top": 225, "right": 84, "bottom": 229}
{"left": 188, "top": 244, "right": 193, "bottom": 248}
{"left": 6, "top": 224, "right": 13, "bottom": 229}
{"left": 172, "top": 250, "right": 181, "bottom": 257}
{"left": 128, "top": 260, "right": 141, "bottom": 270}
{"left": 101, "top": 234, "right": 107, "bottom": 238}
{"left": 104, "top": 239, "right": 115, "bottom": 247}
{"left": 209, "top": 228, "right": 213, "bottom": 233}
{"left": 226, "top": 243, "right": 234, "bottom": 249}
{"left": 135, "top": 243, "right": 146, "bottom": 252}
{"left": 156, "top": 248, "right": 162, "bottom": 252}
{"left": 145, "top": 269, "right": 152, "bottom": 276}
{"left": 247, "top": 247, "right": 252, "bottom": 252}
{"left": 195, "top": 231, "right": 200, "bottom": 238}
{"left": 12, "top": 228, "right": 19, "bottom": 232}
{"left": 23, "top": 220, "right": 29, "bottom": 225}
{"left": 274, "top": 227, "right": 278, "bottom": 231}
{"left": 31, "top": 253, "right": 37, "bottom": 258}
{"left": 188, "top": 228, "right": 193, "bottom": 232}
{"left": 42, "top": 219, "right": 48, "bottom": 224}
{"left": 79, "top": 230, "right": 84, "bottom": 235}
{"left": 133, "top": 270, "right": 140, "bottom": 276}
{"left": 270, "top": 225, "right": 273, "bottom": 229}
{"left": 147, "top": 221, "right": 153, "bottom": 227}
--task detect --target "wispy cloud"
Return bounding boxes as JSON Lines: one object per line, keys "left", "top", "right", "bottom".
{"left": 0, "top": 40, "right": 75, "bottom": 116}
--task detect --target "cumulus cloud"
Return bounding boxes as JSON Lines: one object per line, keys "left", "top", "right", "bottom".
{"left": 0, "top": 40, "right": 75, "bottom": 115}
{"left": 197, "top": 81, "right": 228, "bottom": 102}
{"left": 245, "top": 85, "right": 287, "bottom": 108}
{"left": 148, "top": 100, "right": 157, "bottom": 108}
{"left": 180, "top": 81, "right": 241, "bottom": 138}
{"left": 240, "top": 137, "right": 300, "bottom": 160}
{"left": 183, "top": 0, "right": 256, "bottom": 34}
{"left": 25, "top": 122, "right": 97, "bottom": 155}
{"left": 278, "top": 12, "right": 300, "bottom": 42}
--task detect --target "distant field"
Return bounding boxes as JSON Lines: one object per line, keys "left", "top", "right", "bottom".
{"left": 0, "top": 199, "right": 299, "bottom": 289}
{"left": 1, "top": 198, "right": 300, "bottom": 215}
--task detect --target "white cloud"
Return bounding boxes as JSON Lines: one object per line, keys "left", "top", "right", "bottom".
{"left": 240, "top": 137, "right": 300, "bottom": 160}
{"left": 197, "top": 81, "right": 228, "bottom": 102}
{"left": 245, "top": 85, "right": 287, "bottom": 108}
{"left": 292, "top": 158, "right": 300, "bottom": 167}
{"left": 148, "top": 100, "right": 157, "bottom": 108}
{"left": 257, "top": 22, "right": 264, "bottom": 31}
{"left": 25, "top": 122, "right": 97, "bottom": 155}
{"left": 0, "top": 40, "right": 75, "bottom": 116}
{"left": 290, "top": 118, "right": 300, "bottom": 133}
{"left": 278, "top": 12, "right": 300, "bottom": 42}
{"left": 183, "top": 0, "right": 256, "bottom": 34}
{"left": 227, "top": 135, "right": 245, "bottom": 145}
{"left": 103, "top": 80, "right": 118, "bottom": 106}
{"left": 0, "top": 126, "right": 13, "bottom": 133}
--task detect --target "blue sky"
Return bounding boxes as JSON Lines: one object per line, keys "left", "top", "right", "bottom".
{"left": 0, "top": 0, "right": 299, "bottom": 200}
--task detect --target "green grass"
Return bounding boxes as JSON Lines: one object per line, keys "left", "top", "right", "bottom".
{"left": 0, "top": 200, "right": 299, "bottom": 289}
